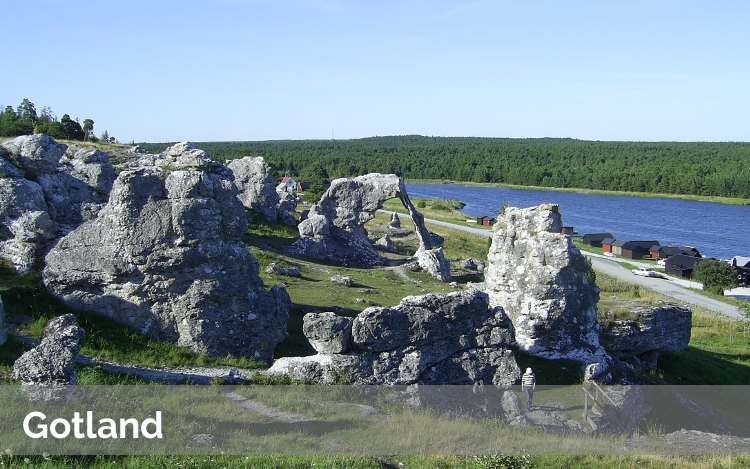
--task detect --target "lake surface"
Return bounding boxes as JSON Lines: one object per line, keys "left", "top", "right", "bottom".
{"left": 405, "top": 183, "right": 750, "bottom": 260}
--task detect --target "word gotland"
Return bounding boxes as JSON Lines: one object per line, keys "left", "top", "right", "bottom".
{"left": 23, "top": 411, "right": 163, "bottom": 439}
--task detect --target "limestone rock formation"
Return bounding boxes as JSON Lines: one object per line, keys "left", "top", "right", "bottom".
{"left": 601, "top": 303, "right": 691, "bottom": 370}
{"left": 485, "top": 204, "right": 608, "bottom": 367}
{"left": 288, "top": 173, "right": 450, "bottom": 281}
{"left": 303, "top": 312, "right": 352, "bottom": 354}
{"left": 0, "top": 294, "right": 5, "bottom": 346}
{"left": 269, "top": 290, "right": 520, "bottom": 385}
{"left": 374, "top": 234, "right": 394, "bottom": 252}
{"left": 42, "top": 143, "right": 291, "bottom": 360}
{"left": 415, "top": 247, "right": 452, "bottom": 282}
{"left": 227, "top": 156, "right": 297, "bottom": 225}
{"left": 12, "top": 314, "right": 84, "bottom": 384}
{"left": 461, "top": 258, "right": 486, "bottom": 273}
{"left": 265, "top": 262, "right": 301, "bottom": 277}
{"left": 36, "top": 148, "right": 115, "bottom": 227}
{"left": 330, "top": 275, "right": 353, "bottom": 286}
{"left": 0, "top": 135, "right": 115, "bottom": 272}
{"left": 388, "top": 212, "right": 401, "bottom": 229}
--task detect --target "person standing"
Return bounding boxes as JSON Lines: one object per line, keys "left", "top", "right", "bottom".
{"left": 521, "top": 367, "right": 536, "bottom": 410}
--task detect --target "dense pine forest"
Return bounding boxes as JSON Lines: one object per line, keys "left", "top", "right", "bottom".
{"left": 139, "top": 136, "right": 750, "bottom": 199}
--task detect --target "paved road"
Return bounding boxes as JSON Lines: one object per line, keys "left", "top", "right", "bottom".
{"left": 384, "top": 210, "right": 746, "bottom": 320}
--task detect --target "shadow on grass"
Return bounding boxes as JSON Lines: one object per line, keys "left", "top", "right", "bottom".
{"left": 657, "top": 346, "right": 750, "bottom": 384}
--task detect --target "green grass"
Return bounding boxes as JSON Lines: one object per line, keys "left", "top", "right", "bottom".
{"left": 597, "top": 273, "right": 750, "bottom": 384}
{"left": 0, "top": 267, "right": 266, "bottom": 370}
{"left": 382, "top": 197, "right": 492, "bottom": 228}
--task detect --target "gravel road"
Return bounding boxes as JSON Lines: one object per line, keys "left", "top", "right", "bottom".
{"left": 384, "top": 210, "right": 747, "bottom": 320}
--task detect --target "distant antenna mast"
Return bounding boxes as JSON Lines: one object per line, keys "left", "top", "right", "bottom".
{"left": 331, "top": 129, "right": 335, "bottom": 141}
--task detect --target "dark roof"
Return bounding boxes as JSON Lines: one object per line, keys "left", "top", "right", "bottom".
{"left": 612, "top": 239, "right": 628, "bottom": 247}
{"left": 664, "top": 254, "right": 703, "bottom": 269}
{"left": 583, "top": 233, "right": 613, "bottom": 242}
{"left": 621, "top": 240, "right": 659, "bottom": 251}
{"left": 649, "top": 244, "right": 661, "bottom": 252}
{"left": 601, "top": 238, "right": 615, "bottom": 245}
{"left": 662, "top": 245, "right": 701, "bottom": 257}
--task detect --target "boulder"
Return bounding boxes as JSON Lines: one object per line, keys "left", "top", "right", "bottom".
{"left": 331, "top": 275, "right": 353, "bottom": 286}
{"left": 0, "top": 294, "right": 5, "bottom": 345}
{"left": 227, "top": 156, "right": 279, "bottom": 221}
{"left": 0, "top": 135, "right": 115, "bottom": 272}
{"left": 265, "top": 262, "right": 301, "bottom": 277}
{"left": 288, "top": 173, "right": 450, "bottom": 280}
{"left": 601, "top": 303, "right": 692, "bottom": 370}
{"left": 303, "top": 312, "right": 352, "bottom": 353}
{"left": 36, "top": 148, "right": 115, "bottom": 227}
{"left": 1, "top": 134, "right": 67, "bottom": 177}
{"left": 485, "top": 204, "right": 608, "bottom": 367}
{"left": 388, "top": 212, "right": 401, "bottom": 229}
{"left": 276, "top": 190, "right": 298, "bottom": 225}
{"left": 461, "top": 258, "right": 486, "bottom": 273}
{"left": 374, "top": 234, "right": 394, "bottom": 252}
{"left": 415, "top": 247, "right": 452, "bottom": 282}
{"left": 12, "top": 314, "right": 84, "bottom": 384}
{"left": 42, "top": 143, "right": 290, "bottom": 360}
{"left": 269, "top": 290, "right": 520, "bottom": 385}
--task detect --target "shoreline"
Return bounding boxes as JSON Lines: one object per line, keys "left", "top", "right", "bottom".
{"left": 405, "top": 179, "right": 750, "bottom": 206}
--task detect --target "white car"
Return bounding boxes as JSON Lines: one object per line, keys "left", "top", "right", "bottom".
{"left": 632, "top": 268, "right": 658, "bottom": 278}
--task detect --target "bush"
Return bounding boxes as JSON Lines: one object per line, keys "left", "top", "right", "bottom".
{"left": 694, "top": 259, "right": 737, "bottom": 294}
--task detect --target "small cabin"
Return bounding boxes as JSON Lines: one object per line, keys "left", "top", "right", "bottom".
{"left": 581, "top": 232, "right": 614, "bottom": 248}
{"left": 665, "top": 254, "right": 703, "bottom": 278}
{"left": 601, "top": 238, "right": 615, "bottom": 254}
{"left": 611, "top": 239, "right": 627, "bottom": 256}
{"left": 621, "top": 240, "right": 659, "bottom": 259}
{"left": 561, "top": 226, "right": 574, "bottom": 236}
{"left": 476, "top": 216, "right": 488, "bottom": 225}
{"left": 483, "top": 217, "right": 497, "bottom": 227}
{"left": 654, "top": 245, "right": 702, "bottom": 260}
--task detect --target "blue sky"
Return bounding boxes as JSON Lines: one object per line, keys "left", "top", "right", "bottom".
{"left": 3, "top": 0, "right": 749, "bottom": 142}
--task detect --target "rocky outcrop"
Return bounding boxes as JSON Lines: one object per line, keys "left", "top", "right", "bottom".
{"left": 0, "top": 294, "right": 5, "bottom": 345}
{"left": 0, "top": 135, "right": 115, "bottom": 273}
{"left": 330, "top": 275, "right": 353, "bottom": 286}
{"left": 374, "top": 234, "right": 393, "bottom": 252}
{"left": 227, "top": 156, "right": 296, "bottom": 225}
{"left": 388, "top": 212, "right": 401, "bottom": 229}
{"left": 42, "top": 143, "right": 291, "bottom": 360}
{"left": 12, "top": 314, "right": 84, "bottom": 384}
{"left": 265, "top": 262, "right": 301, "bottom": 277}
{"left": 303, "top": 312, "right": 352, "bottom": 354}
{"left": 601, "top": 304, "right": 692, "bottom": 370}
{"left": 269, "top": 290, "right": 520, "bottom": 385}
{"left": 461, "top": 258, "right": 485, "bottom": 273}
{"left": 288, "top": 173, "right": 450, "bottom": 281}
{"left": 485, "top": 204, "right": 609, "bottom": 370}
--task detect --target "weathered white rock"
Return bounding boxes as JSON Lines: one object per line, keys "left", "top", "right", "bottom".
{"left": 485, "top": 204, "right": 608, "bottom": 366}
{"left": 461, "top": 258, "right": 486, "bottom": 273}
{"left": 269, "top": 290, "right": 520, "bottom": 385}
{"left": 288, "top": 173, "right": 450, "bottom": 281}
{"left": 1, "top": 134, "right": 67, "bottom": 177}
{"left": 227, "top": 156, "right": 279, "bottom": 221}
{"left": 12, "top": 314, "right": 84, "bottom": 384}
{"left": 0, "top": 136, "right": 115, "bottom": 272}
{"left": 374, "top": 234, "right": 394, "bottom": 252}
{"left": 303, "top": 312, "right": 352, "bottom": 354}
{"left": 42, "top": 143, "right": 290, "bottom": 360}
{"left": 265, "top": 262, "right": 301, "bottom": 277}
{"left": 601, "top": 303, "right": 692, "bottom": 371}
{"left": 276, "top": 190, "right": 298, "bottom": 225}
{"left": 330, "top": 275, "right": 353, "bottom": 286}
{"left": 388, "top": 212, "right": 401, "bottom": 229}
{"left": 415, "top": 247, "right": 452, "bottom": 282}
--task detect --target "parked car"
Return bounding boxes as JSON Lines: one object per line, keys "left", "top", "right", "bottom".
{"left": 603, "top": 252, "right": 615, "bottom": 258}
{"left": 632, "top": 268, "right": 658, "bottom": 277}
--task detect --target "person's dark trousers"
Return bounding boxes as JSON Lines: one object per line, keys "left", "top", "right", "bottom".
{"left": 523, "top": 386, "right": 533, "bottom": 410}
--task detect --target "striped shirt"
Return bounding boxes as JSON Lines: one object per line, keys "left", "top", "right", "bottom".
{"left": 521, "top": 372, "right": 536, "bottom": 387}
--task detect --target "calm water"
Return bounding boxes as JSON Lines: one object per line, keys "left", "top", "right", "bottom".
{"left": 406, "top": 183, "right": 750, "bottom": 260}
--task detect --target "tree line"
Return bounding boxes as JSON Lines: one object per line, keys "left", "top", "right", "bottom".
{"left": 0, "top": 98, "right": 116, "bottom": 143}
{"left": 137, "top": 135, "right": 750, "bottom": 199}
